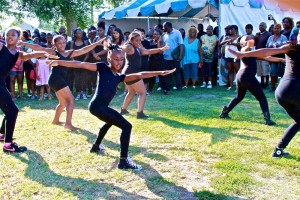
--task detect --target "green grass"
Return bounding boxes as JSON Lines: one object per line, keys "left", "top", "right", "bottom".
{"left": 0, "top": 86, "right": 300, "bottom": 199}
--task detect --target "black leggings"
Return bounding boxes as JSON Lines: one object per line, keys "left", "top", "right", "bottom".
{"left": 0, "top": 86, "right": 18, "bottom": 142}
{"left": 275, "top": 78, "right": 300, "bottom": 148}
{"left": 227, "top": 69, "right": 269, "bottom": 113}
{"left": 89, "top": 100, "right": 132, "bottom": 158}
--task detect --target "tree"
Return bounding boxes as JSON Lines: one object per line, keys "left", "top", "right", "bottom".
{"left": 16, "top": 0, "right": 126, "bottom": 35}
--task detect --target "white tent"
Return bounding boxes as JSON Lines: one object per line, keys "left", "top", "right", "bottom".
{"left": 220, "top": 0, "right": 300, "bottom": 35}
{"left": 99, "top": 0, "right": 218, "bottom": 31}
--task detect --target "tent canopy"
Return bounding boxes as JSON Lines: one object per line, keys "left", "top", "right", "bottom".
{"left": 99, "top": 0, "right": 218, "bottom": 20}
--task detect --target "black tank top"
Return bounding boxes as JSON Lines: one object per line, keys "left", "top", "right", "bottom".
{"left": 72, "top": 41, "right": 87, "bottom": 61}
{"left": 51, "top": 51, "right": 73, "bottom": 76}
{"left": 93, "top": 37, "right": 107, "bottom": 63}
{"left": 285, "top": 49, "right": 300, "bottom": 78}
{"left": 240, "top": 57, "right": 257, "bottom": 76}
{"left": 0, "top": 45, "right": 19, "bottom": 85}
{"left": 123, "top": 45, "right": 142, "bottom": 74}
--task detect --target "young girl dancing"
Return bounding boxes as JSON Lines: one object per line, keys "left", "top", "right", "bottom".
{"left": 228, "top": 27, "right": 300, "bottom": 158}
{"left": 19, "top": 35, "right": 107, "bottom": 130}
{"left": 47, "top": 45, "right": 175, "bottom": 170}
{"left": 0, "top": 27, "right": 56, "bottom": 152}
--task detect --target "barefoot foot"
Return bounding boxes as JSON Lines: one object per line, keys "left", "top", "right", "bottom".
{"left": 64, "top": 124, "right": 77, "bottom": 131}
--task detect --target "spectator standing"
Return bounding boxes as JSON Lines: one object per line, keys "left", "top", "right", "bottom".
{"left": 182, "top": 26, "right": 203, "bottom": 88}
{"left": 255, "top": 22, "right": 272, "bottom": 89}
{"left": 200, "top": 25, "right": 218, "bottom": 88}
{"left": 161, "top": 21, "right": 184, "bottom": 94}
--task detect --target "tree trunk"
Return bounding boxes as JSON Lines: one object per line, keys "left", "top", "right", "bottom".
{"left": 66, "top": 16, "right": 77, "bottom": 36}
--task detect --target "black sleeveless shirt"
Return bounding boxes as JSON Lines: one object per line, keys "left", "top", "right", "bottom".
{"left": 0, "top": 45, "right": 19, "bottom": 85}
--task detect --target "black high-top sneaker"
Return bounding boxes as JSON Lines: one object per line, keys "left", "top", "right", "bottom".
{"left": 272, "top": 147, "right": 290, "bottom": 158}
{"left": 219, "top": 106, "right": 231, "bottom": 119}
{"left": 137, "top": 111, "right": 149, "bottom": 119}
{"left": 263, "top": 112, "right": 276, "bottom": 125}
{"left": 117, "top": 158, "right": 142, "bottom": 171}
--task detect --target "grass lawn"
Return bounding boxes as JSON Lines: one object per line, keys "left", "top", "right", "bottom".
{"left": 0, "top": 86, "right": 299, "bottom": 199}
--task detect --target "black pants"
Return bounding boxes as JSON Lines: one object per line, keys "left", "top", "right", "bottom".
{"left": 74, "top": 69, "right": 88, "bottom": 93}
{"left": 0, "top": 86, "right": 18, "bottom": 142}
{"left": 89, "top": 100, "right": 132, "bottom": 158}
{"left": 275, "top": 78, "right": 300, "bottom": 148}
{"left": 227, "top": 68, "right": 269, "bottom": 113}
{"left": 161, "top": 60, "right": 182, "bottom": 91}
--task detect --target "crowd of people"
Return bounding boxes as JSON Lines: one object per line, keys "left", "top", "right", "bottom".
{"left": 1, "top": 16, "right": 300, "bottom": 169}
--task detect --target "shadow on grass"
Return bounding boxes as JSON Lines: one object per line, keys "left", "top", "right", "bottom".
{"left": 13, "top": 150, "right": 148, "bottom": 200}
{"left": 152, "top": 116, "right": 262, "bottom": 144}
{"left": 194, "top": 190, "right": 247, "bottom": 200}
{"left": 136, "top": 161, "right": 196, "bottom": 199}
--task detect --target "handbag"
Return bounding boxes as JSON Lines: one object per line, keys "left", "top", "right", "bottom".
{"left": 29, "top": 69, "right": 36, "bottom": 80}
{"left": 171, "top": 45, "right": 185, "bottom": 60}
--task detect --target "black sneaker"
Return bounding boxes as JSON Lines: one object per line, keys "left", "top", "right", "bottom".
{"left": 137, "top": 111, "right": 149, "bottom": 119}
{"left": 3, "top": 142, "right": 27, "bottom": 153}
{"left": 120, "top": 108, "right": 130, "bottom": 115}
{"left": 272, "top": 147, "right": 290, "bottom": 158}
{"left": 90, "top": 144, "right": 105, "bottom": 153}
{"left": 117, "top": 158, "right": 142, "bottom": 171}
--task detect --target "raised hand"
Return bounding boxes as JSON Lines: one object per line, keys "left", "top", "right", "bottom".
{"left": 161, "top": 46, "right": 169, "bottom": 51}
{"left": 96, "top": 37, "right": 107, "bottom": 46}
{"left": 45, "top": 53, "right": 59, "bottom": 59}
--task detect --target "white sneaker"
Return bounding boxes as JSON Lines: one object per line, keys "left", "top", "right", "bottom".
{"left": 173, "top": 86, "right": 177, "bottom": 90}
{"left": 192, "top": 86, "right": 196, "bottom": 89}
{"left": 75, "top": 94, "right": 81, "bottom": 100}
{"left": 183, "top": 86, "right": 187, "bottom": 89}
{"left": 157, "top": 87, "right": 162, "bottom": 91}
{"left": 227, "top": 86, "right": 232, "bottom": 91}
{"left": 207, "top": 83, "right": 212, "bottom": 89}
{"left": 200, "top": 83, "right": 206, "bottom": 88}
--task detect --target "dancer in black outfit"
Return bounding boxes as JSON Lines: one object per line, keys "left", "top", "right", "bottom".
{"left": 219, "top": 34, "right": 279, "bottom": 125}
{"left": 228, "top": 27, "right": 300, "bottom": 157}
{"left": 19, "top": 35, "right": 106, "bottom": 131}
{"left": 47, "top": 45, "right": 175, "bottom": 170}
{"left": 0, "top": 27, "right": 56, "bottom": 152}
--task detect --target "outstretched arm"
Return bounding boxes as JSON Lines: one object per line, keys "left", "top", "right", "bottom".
{"left": 140, "top": 45, "right": 169, "bottom": 55}
{"left": 47, "top": 60, "right": 97, "bottom": 71}
{"left": 260, "top": 56, "right": 285, "bottom": 63}
{"left": 71, "top": 37, "right": 107, "bottom": 58}
{"left": 124, "top": 68, "right": 176, "bottom": 83}
{"left": 228, "top": 44, "right": 291, "bottom": 60}
{"left": 18, "top": 51, "right": 59, "bottom": 61}
{"left": 18, "top": 41, "right": 55, "bottom": 55}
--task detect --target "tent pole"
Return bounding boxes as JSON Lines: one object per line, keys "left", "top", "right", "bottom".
{"left": 208, "top": 0, "right": 210, "bottom": 25}
{"left": 147, "top": 16, "right": 150, "bottom": 31}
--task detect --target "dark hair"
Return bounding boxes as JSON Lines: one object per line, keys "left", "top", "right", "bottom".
{"left": 112, "top": 28, "right": 124, "bottom": 45}
{"left": 97, "top": 21, "right": 105, "bottom": 30}
{"left": 88, "top": 26, "right": 96, "bottom": 32}
{"left": 282, "top": 17, "right": 295, "bottom": 29}
{"left": 107, "top": 24, "right": 116, "bottom": 36}
{"left": 245, "top": 24, "right": 253, "bottom": 30}
{"left": 23, "top": 31, "right": 30, "bottom": 40}
{"left": 229, "top": 25, "right": 238, "bottom": 31}
{"left": 155, "top": 24, "right": 163, "bottom": 30}
{"left": 164, "top": 22, "right": 172, "bottom": 28}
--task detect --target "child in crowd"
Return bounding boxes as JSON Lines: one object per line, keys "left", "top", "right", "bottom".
{"left": 36, "top": 57, "right": 51, "bottom": 100}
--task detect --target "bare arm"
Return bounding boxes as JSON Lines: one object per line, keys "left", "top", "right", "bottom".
{"left": 260, "top": 56, "right": 285, "bottom": 63}
{"left": 228, "top": 44, "right": 291, "bottom": 59}
{"left": 124, "top": 68, "right": 176, "bottom": 83}
{"left": 18, "top": 41, "right": 55, "bottom": 54}
{"left": 140, "top": 45, "right": 169, "bottom": 55}
{"left": 47, "top": 60, "right": 97, "bottom": 71}
{"left": 18, "top": 51, "right": 58, "bottom": 61}
{"left": 71, "top": 37, "right": 106, "bottom": 58}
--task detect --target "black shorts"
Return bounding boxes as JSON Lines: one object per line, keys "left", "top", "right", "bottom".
{"left": 48, "top": 73, "right": 69, "bottom": 92}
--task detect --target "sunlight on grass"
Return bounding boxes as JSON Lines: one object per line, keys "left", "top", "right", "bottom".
{"left": 0, "top": 87, "right": 299, "bottom": 199}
